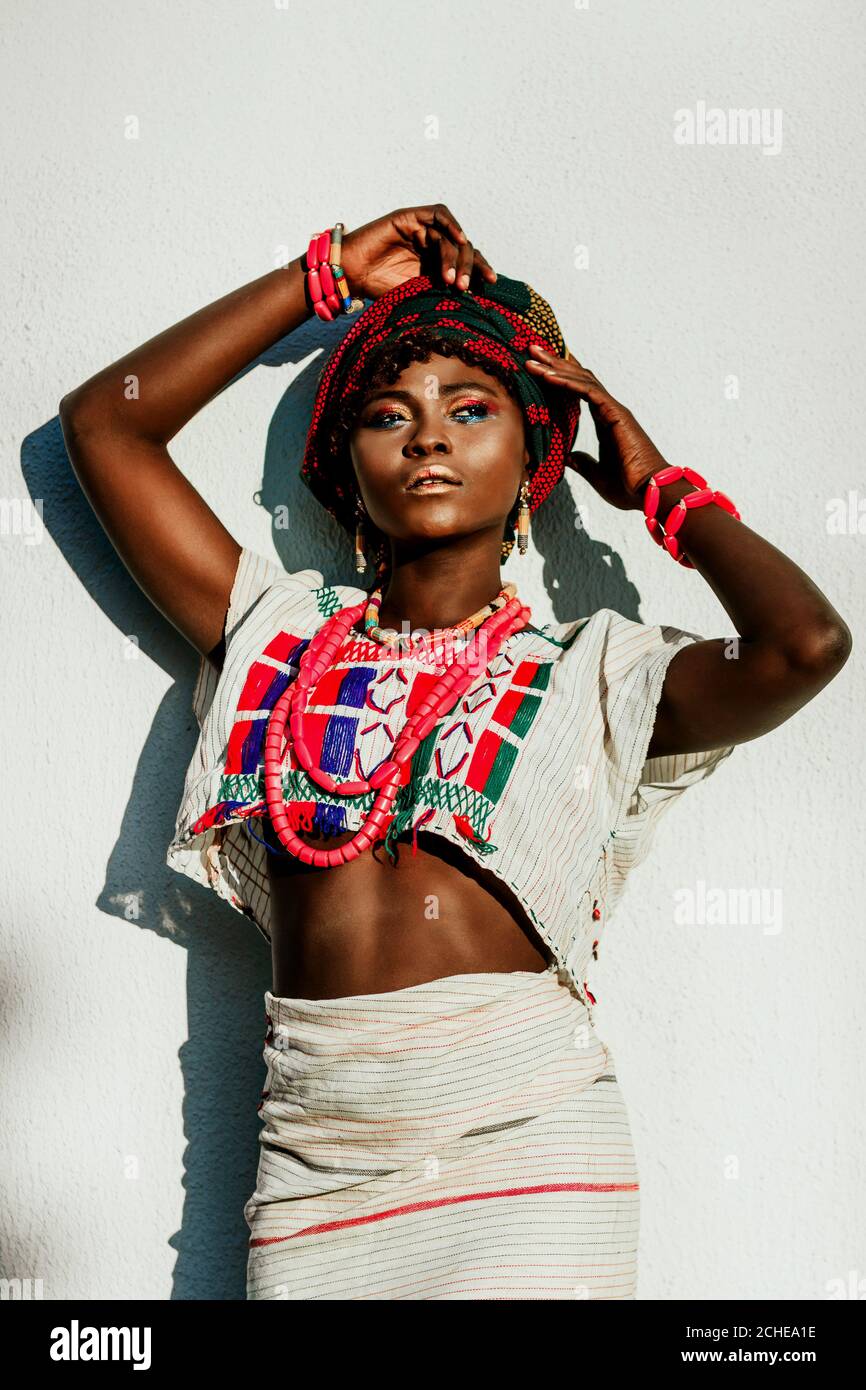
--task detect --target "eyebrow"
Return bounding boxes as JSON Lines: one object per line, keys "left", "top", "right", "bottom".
{"left": 360, "top": 380, "right": 503, "bottom": 406}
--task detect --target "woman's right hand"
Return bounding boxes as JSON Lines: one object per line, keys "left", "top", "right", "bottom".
{"left": 339, "top": 205, "right": 497, "bottom": 302}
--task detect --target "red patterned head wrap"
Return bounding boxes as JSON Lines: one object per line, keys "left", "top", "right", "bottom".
{"left": 300, "top": 270, "right": 580, "bottom": 541}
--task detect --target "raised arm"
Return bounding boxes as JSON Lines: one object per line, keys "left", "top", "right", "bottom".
{"left": 58, "top": 257, "right": 315, "bottom": 670}
{"left": 59, "top": 204, "right": 497, "bottom": 672}
{"left": 525, "top": 345, "right": 853, "bottom": 758}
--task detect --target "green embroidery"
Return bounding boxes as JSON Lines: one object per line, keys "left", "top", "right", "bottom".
{"left": 509, "top": 690, "right": 543, "bottom": 738}
{"left": 314, "top": 585, "right": 343, "bottom": 619}
{"left": 216, "top": 765, "right": 497, "bottom": 847}
{"left": 219, "top": 768, "right": 372, "bottom": 811}
{"left": 407, "top": 776, "right": 493, "bottom": 829}
{"left": 527, "top": 619, "right": 590, "bottom": 651}
{"left": 410, "top": 726, "right": 438, "bottom": 780}
{"left": 382, "top": 784, "right": 418, "bottom": 863}
{"left": 482, "top": 740, "right": 519, "bottom": 803}
{"left": 526, "top": 663, "right": 553, "bottom": 692}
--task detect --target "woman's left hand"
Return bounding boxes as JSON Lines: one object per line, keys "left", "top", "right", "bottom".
{"left": 524, "top": 345, "right": 669, "bottom": 512}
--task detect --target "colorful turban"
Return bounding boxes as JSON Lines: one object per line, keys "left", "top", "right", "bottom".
{"left": 300, "top": 270, "right": 581, "bottom": 537}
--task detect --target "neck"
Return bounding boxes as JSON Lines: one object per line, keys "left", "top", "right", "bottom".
{"left": 372, "top": 535, "right": 511, "bottom": 636}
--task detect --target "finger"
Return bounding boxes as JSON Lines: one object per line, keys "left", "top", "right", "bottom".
{"left": 416, "top": 225, "right": 452, "bottom": 282}
{"left": 410, "top": 208, "right": 496, "bottom": 288}
{"left": 428, "top": 204, "right": 469, "bottom": 246}
{"left": 528, "top": 342, "right": 592, "bottom": 373}
{"left": 435, "top": 206, "right": 497, "bottom": 285}
{"left": 418, "top": 205, "right": 479, "bottom": 284}
{"left": 526, "top": 346, "right": 607, "bottom": 391}
{"left": 453, "top": 236, "right": 475, "bottom": 290}
{"left": 569, "top": 449, "right": 598, "bottom": 472}
{"left": 424, "top": 225, "right": 461, "bottom": 285}
{"left": 524, "top": 356, "right": 593, "bottom": 387}
{"left": 470, "top": 246, "right": 498, "bottom": 284}
{"left": 415, "top": 205, "right": 468, "bottom": 258}
{"left": 524, "top": 357, "right": 619, "bottom": 413}
{"left": 526, "top": 366, "right": 615, "bottom": 413}
{"left": 568, "top": 450, "right": 613, "bottom": 500}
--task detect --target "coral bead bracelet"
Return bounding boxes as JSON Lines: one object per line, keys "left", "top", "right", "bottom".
{"left": 303, "top": 221, "right": 365, "bottom": 322}
{"left": 642, "top": 465, "right": 742, "bottom": 567}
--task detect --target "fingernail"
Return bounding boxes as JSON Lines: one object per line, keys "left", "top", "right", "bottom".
{"left": 446, "top": 266, "right": 455, "bottom": 282}
{"left": 459, "top": 272, "right": 469, "bottom": 288}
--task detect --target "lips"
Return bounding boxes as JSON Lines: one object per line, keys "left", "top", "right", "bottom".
{"left": 408, "top": 478, "right": 461, "bottom": 490}
{"left": 406, "top": 468, "right": 463, "bottom": 490}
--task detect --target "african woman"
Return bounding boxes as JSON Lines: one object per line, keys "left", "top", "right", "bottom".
{"left": 60, "top": 204, "right": 852, "bottom": 1300}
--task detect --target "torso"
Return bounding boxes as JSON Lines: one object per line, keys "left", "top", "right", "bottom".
{"left": 263, "top": 815, "right": 554, "bottom": 1000}
{"left": 193, "top": 564, "right": 590, "bottom": 1002}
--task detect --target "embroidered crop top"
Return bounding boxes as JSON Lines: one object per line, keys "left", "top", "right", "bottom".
{"left": 166, "top": 546, "right": 736, "bottom": 1007}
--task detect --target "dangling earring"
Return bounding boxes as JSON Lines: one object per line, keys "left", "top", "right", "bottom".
{"left": 516, "top": 479, "right": 531, "bottom": 556}
{"left": 354, "top": 495, "right": 367, "bottom": 574}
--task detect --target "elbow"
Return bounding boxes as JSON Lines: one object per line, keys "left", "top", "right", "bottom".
{"left": 59, "top": 384, "right": 158, "bottom": 446}
{"left": 58, "top": 387, "right": 109, "bottom": 442}
{"left": 785, "top": 621, "right": 853, "bottom": 678}
{"left": 58, "top": 388, "right": 87, "bottom": 433}
{"left": 58, "top": 387, "right": 84, "bottom": 423}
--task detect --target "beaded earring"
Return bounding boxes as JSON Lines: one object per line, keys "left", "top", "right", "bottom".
{"left": 501, "top": 478, "right": 532, "bottom": 562}
{"left": 354, "top": 494, "right": 367, "bottom": 574}
{"left": 352, "top": 497, "right": 389, "bottom": 583}
{"left": 516, "top": 479, "right": 531, "bottom": 555}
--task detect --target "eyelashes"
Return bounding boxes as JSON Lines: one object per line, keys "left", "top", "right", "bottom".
{"left": 364, "top": 400, "right": 494, "bottom": 428}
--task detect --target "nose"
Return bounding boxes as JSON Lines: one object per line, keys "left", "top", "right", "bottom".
{"left": 403, "top": 416, "right": 451, "bottom": 457}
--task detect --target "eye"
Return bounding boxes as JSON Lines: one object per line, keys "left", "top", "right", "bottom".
{"left": 451, "top": 400, "right": 491, "bottom": 421}
{"left": 365, "top": 409, "right": 407, "bottom": 428}
{"left": 362, "top": 399, "right": 493, "bottom": 428}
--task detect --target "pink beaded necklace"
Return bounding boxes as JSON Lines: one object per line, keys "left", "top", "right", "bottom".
{"left": 263, "top": 590, "right": 532, "bottom": 867}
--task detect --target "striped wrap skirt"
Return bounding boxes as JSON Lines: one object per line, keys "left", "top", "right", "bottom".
{"left": 244, "top": 964, "right": 640, "bottom": 1300}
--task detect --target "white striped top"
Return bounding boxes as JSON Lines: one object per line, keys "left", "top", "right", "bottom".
{"left": 166, "top": 547, "right": 736, "bottom": 1007}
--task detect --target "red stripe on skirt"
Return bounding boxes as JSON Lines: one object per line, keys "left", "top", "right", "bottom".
{"left": 249, "top": 1179, "right": 640, "bottom": 1245}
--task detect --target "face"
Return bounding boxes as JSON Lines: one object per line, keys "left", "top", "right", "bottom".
{"left": 347, "top": 353, "right": 531, "bottom": 548}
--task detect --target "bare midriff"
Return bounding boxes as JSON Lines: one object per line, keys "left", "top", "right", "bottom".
{"left": 263, "top": 815, "right": 554, "bottom": 1001}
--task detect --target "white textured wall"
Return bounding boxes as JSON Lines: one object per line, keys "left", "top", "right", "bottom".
{"left": 2, "top": 0, "right": 863, "bottom": 1301}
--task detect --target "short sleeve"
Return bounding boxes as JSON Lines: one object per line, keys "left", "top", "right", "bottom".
{"left": 597, "top": 608, "right": 736, "bottom": 869}
{"left": 191, "top": 547, "right": 293, "bottom": 730}
{"left": 166, "top": 545, "right": 350, "bottom": 942}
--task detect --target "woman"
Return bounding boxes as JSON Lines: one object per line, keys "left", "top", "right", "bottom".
{"left": 59, "top": 203, "right": 852, "bottom": 1301}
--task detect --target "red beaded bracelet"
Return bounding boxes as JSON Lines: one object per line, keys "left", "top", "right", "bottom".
{"left": 303, "top": 222, "right": 364, "bottom": 322}
{"left": 642, "top": 465, "right": 741, "bottom": 567}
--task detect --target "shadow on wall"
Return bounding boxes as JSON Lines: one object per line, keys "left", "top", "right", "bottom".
{"left": 20, "top": 311, "right": 646, "bottom": 1300}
